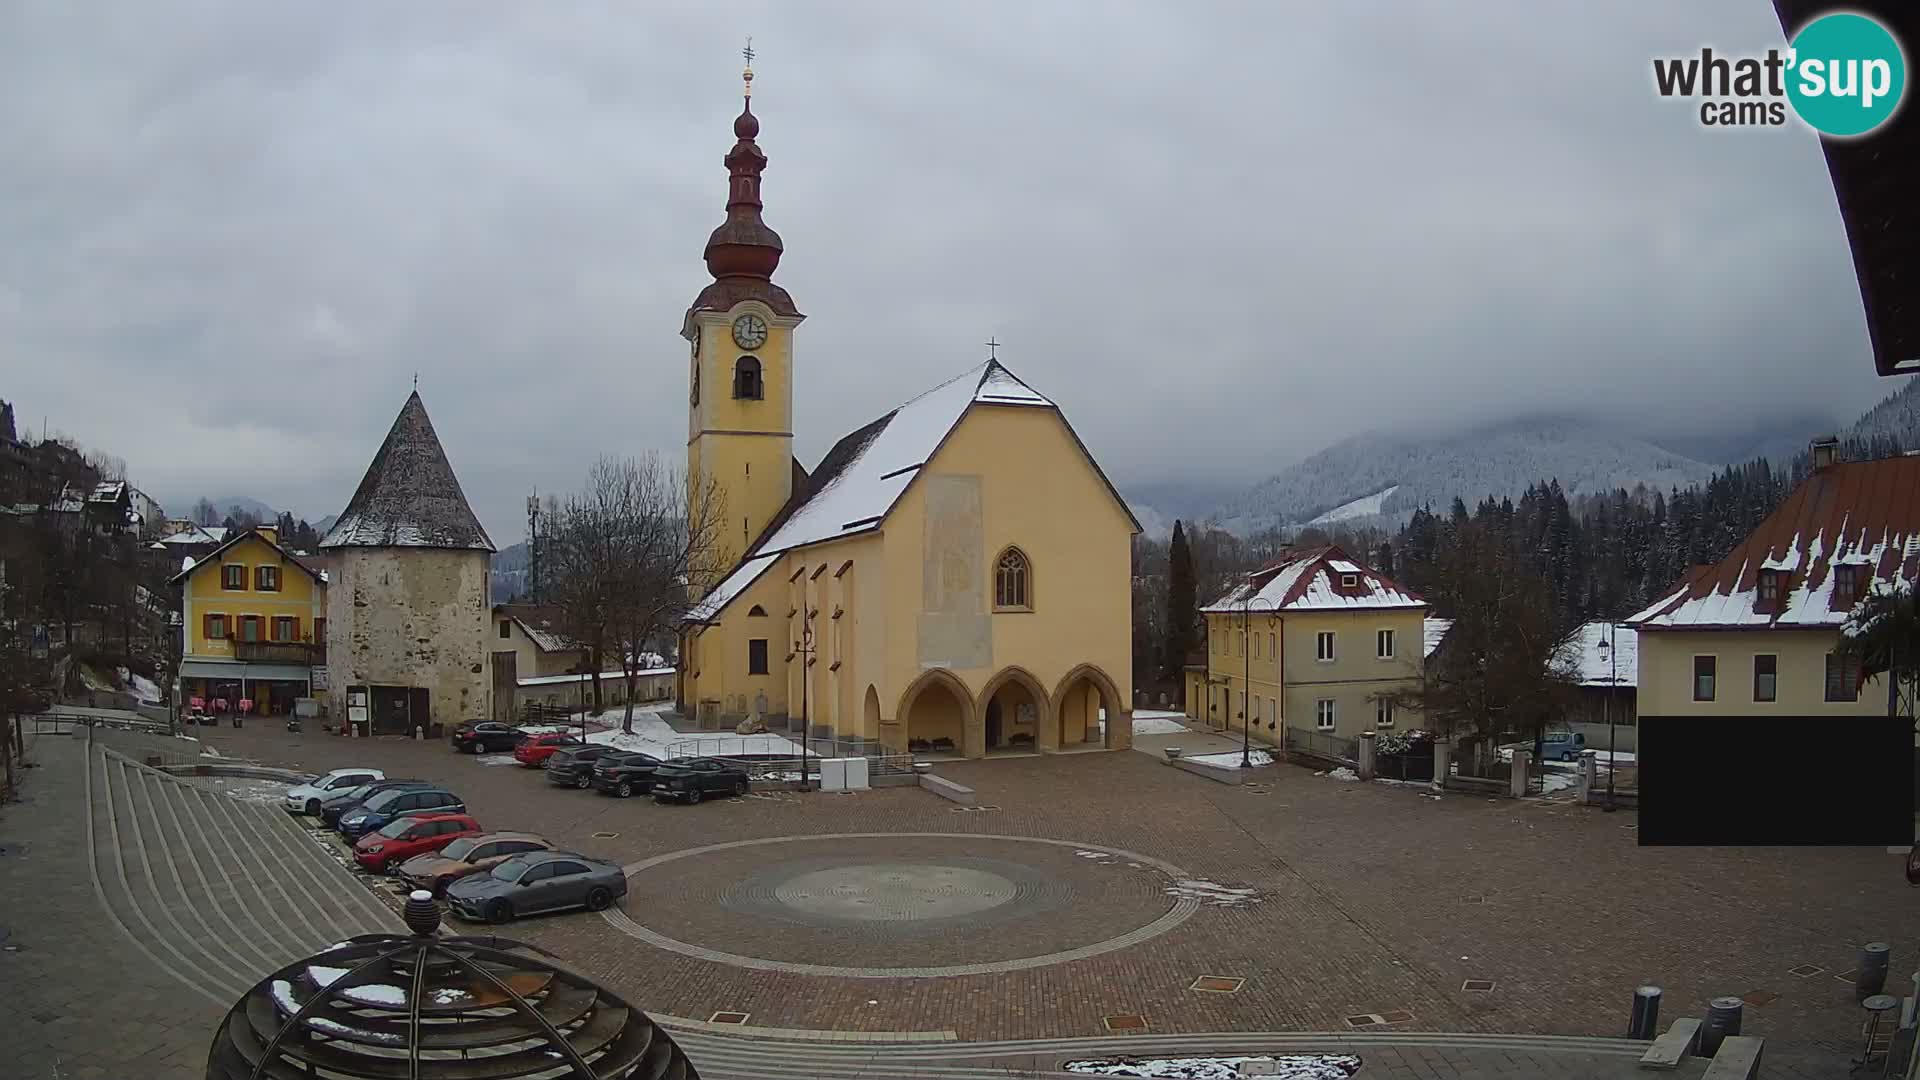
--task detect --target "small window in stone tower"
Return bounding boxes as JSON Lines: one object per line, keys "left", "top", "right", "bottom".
{"left": 733, "top": 356, "right": 763, "bottom": 400}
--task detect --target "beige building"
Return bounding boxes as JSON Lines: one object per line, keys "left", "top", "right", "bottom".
{"left": 1188, "top": 547, "right": 1430, "bottom": 743}
{"left": 1627, "top": 442, "right": 1917, "bottom": 718}
{"left": 322, "top": 392, "right": 496, "bottom": 733}
{"left": 676, "top": 82, "right": 1138, "bottom": 758}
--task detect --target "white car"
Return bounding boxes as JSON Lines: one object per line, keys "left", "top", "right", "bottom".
{"left": 285, "top": 767, "right": 385, "bottom": 815}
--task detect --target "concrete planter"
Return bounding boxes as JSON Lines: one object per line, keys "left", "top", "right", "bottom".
{"left": 1163, "top": 747, "right": 1184, "bottom": 761}
{"left": 911, "top": 761, "right": 934, "bottom": 776}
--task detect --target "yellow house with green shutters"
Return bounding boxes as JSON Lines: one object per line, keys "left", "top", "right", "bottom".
{"left": 172, "top": 526, "right": 328, "bottom": 717}
{"left": 1189, "top": 546, "right": 1431, "bottom": 747}
{"left": 675, "top": 85, "right": 1138, "bottom": 758}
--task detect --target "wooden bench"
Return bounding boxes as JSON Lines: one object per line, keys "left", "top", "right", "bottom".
{"left": 1700, "top": 1035, "right": 1762, "bottom": 1080}
{"left": 1638, "top": 1018, "right": 1701, "bottom": 1070}
{"left": 919, "top": 774, "right": 976, "bottom": 806}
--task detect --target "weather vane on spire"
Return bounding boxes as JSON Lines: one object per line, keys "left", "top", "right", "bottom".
{"left": 742, "top": 36, "right": 755, "bottom": 98}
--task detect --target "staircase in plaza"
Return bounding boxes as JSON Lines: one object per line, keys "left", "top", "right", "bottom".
{"left": 84, "top": 737, "right": 402, "bottom": 1005}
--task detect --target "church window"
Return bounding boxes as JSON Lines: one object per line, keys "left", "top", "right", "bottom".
{"left": 994, "top": 547, "right": 1031, "bottom": 610}
{"left": 733, "top": 356, "right": 763, "bottom": 400}
{"left": 747, "top": 605, "right": 767, "bottom": 617}
{"left": 499, "top": 620, "right": 511, "bottom": 639}
{"left": 748, "top": 638, "right": 769, "bottom": 675}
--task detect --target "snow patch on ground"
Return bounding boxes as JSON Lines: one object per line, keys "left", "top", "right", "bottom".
{"left": 1324, "top": 767, "right": 1359, "bottom": 782}
{"left": 117, "top": 666, "right": 162, "bottom": 705}
{"left": 1165, "top": 879, "right": 1262, "bottom": 907}
{"left": 1186, "top": 750, "right": 1274, "bottom": 769}
{"left": 1065, "top": 1055, "right": 1361, "bottom": 1079}
{"left": 205, "top": 777, "right": 292, "bottom": 804}
{"left": 579, "top": 705, "right": 804, "bottom": 758}
{"left": 1132, "top": 711, "right": 1191, "bottom": 736}
{"left": 474, "top": 753, "right": 523, "bottom": 767}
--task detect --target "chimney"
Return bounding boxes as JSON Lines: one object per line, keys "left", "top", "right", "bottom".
{"left": 1810, "top": 435, "right": 1839, "bottom": 471}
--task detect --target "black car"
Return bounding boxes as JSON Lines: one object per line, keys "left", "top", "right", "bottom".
{"left": 317, "top": 779, "right": 434, "bottom": 828}
{"left": 450, "top": 720, "right": 524, "bottom": 754}
{"left": 337, "top": 786, "right": 468, "bottom": 838}
{"left": 544, "top": 745, "right": 618, "bottom": 789}
{"left": 651, "top": 758, "right": 751, "bottom": 804}
{"left": 590, "top": 752, "right": 666, "bottom": 798}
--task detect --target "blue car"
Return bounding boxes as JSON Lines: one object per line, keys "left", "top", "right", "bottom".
{"left": 336, "top": 786, "right": 467, "bottom": 839}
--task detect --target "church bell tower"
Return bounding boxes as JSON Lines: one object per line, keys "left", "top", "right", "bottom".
{"left": 685, "top": 43, "right": 804, "bottom": 570}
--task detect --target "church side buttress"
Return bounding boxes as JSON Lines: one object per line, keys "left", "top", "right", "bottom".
{"left": 684, "top": 54, "right": 804, "bottom": 582}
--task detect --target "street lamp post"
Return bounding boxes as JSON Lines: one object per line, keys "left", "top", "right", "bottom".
{"left": 793, "top": 611, "right": 815, "bottom": 790}
{"left": 1607, "top": 623, "right": 1619, "bottom": 811}
{"left": 1238, "top": 596, "right": 1280, "bottom": 769}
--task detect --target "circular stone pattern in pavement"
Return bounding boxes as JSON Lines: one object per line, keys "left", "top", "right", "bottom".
{"left": 603, "top": 833, "right": 1200, "bottom": 978}
{"left": 772, "top": 863, "right": 1019, "bottom": 922}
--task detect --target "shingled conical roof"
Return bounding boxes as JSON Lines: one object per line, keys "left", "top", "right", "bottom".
{"left": 320, "top": 391, "right": 495, "bottom": 551}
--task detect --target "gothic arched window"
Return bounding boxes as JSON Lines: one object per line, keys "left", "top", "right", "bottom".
{"left": 994, "top": 547, "right": 1032, "bottom": 611}
{"left": 733, "top": 356, "right": 763, "bottom": 400}
{"left": 747, "top": 604, "right": 767, "bottom": 617}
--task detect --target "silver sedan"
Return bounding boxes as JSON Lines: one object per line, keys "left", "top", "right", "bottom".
{"left": 444, "top": 849, "right": 628, "bottom": 925}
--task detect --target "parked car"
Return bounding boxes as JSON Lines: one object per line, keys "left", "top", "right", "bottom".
{"left": 544, "top": 745, "right": 619, "bottom": 789}
{"left": 450, "top": 720, "right": 524, "bottom": 754}
{"left": 284, "top": 767, "right": 385, "bottom": 816}
{"left": 445, "top": 850, "right": 629, "bottom": 925}
{"left": 650, "top": 758, "right": 751, "bottom": 804}
{"left": 1538, "top": 731, "right": 1588, "bottom": 762}
{"left": 317, "top": 779, "right": 435, "bottom": 828}
{"left": 337, "top": 786, "right": 467, "bottom": 838}
{"left": 395, "top": 832, "right": 556, "bottom": 896}
{"left": 352, "top": 813, "right": 482, "bottom": 873}
{"left": 590, "top": 751, "right": 666, "bottom": 798}
{"left": 513, "top": 732, "right": 585, "bottom": 767}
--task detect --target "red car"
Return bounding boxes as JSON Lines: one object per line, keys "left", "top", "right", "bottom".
{"left": 513, "top": 732, "right": 586, "bottom": 767}
{"left": 352, "top": 813, "right": 482, "bottom": 872}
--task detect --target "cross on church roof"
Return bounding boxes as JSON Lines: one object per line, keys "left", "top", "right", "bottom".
{"left": 985, "top": 337, "right": 1001, "bottom": 360}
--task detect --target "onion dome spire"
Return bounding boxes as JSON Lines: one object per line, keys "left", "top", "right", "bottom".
{"left": 704, "top": 37, "right": 783, "bottom": 282}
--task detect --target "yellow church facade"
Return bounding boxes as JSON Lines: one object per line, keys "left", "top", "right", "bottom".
{"left": 675, "top": 74, "right": 1137, "bottom": 759}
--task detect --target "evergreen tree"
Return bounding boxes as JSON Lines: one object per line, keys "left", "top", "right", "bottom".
{"left": 1163, "top": 520, "right": 1198, "bottom": 688}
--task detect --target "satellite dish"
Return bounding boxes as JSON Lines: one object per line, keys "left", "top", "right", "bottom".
{"left": 181, "top": 556, "right": 194, "bottom": 572}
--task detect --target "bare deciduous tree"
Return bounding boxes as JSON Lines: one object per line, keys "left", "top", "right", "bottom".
{"left": 547, "top": 456, "right": 725, "bottom": 733}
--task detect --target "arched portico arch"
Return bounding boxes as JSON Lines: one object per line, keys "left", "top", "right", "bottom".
{"left": 1052, "top": 663, "right": 1128, "bottom": 750}
{"left": 862, "top": 684, "right": 881, "bottom": 741}
{"left": 976, "top": 666, "right": 1052, "bottom": 754}
{"left": 896, "top": 668, "right": 975, "bottom": 758}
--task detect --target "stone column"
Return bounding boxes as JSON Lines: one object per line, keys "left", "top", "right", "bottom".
{"left": 1357, "top": 730, "right": 1376, "bottom": 780}
{"left": 1579, "top": 749, "right": 1598, "bottom": 803}
{"left": 1510, "top": 748, "right": 1532, "bottom": 799}
{"left": 1432, "top": 737, "right": 1451, "bottom": 791}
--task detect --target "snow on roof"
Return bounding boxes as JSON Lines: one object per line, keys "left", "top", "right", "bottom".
{"left": 688, "top": 553, "right": 779, "bottom": 623}
{"left": 1423, "top": 617, "right": 1453, "bottom": 658}
{"left": 1556, "top": 622, "right": 1637, "bottom": 686}
{"left": 159, "top": 525, "right": 226, "bottom": 545}
{"left": 321, "top": 391, "right": 495, "bottom": 551}
{"left": 685, "top": 361, "right": 1065, "bottom": 624}
{"left": 1629, "top": 454, "right": 1920, "bottom": 630}
{"left": 1201, "top": 546, "right": 1425, "bottom": 613}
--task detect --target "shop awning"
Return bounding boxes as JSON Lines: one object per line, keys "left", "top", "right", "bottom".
{"left": 179, "top": 660, "right": 314, "bottom": 683}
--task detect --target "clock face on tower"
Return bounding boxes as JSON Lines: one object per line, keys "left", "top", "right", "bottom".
{"left": 731, "top": 314, "right": 768, "bottom": 350}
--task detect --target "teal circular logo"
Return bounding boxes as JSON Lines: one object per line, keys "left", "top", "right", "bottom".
{"left": 1786, "top": 13, "right": 1906, "bottom": 137}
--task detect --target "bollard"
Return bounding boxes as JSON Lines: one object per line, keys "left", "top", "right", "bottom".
{"left": 1699, "top": 997, "right": 1744, "bottom": 1055}
{"left": 414, "top": 726, "right": 423, "bottom": 742}
{"left": 1357, "top": 731, "right": 1376, "bottom": 780}
{"left": 1627, "top": 985, "right": 1662, "bottom": 1040}
{"left": 1856, "top": 942, "right": 1891, "bottom": 1000}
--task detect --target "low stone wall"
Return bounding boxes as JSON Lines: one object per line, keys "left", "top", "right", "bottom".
{"left": 1163, "top": 756, "right": 1245, "bottom": 786}
{"left": 919, "top": 774, "right": 976, "bottom": 806}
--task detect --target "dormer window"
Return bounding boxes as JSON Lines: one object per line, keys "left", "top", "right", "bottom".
{"left": 1340, "top": 574, "right": 1359, "bottom": 589}
{"left": 1756, "top": 569, "right": 1786, "bottom": 611}
{"left": 1832, "top": 564, "right": 1861, "bottom": 609}
{"left": 733, "top": 356, "right": 763, "bottom": 400}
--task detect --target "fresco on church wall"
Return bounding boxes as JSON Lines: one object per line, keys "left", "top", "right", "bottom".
{"left": 917, "top": 474, "right": 990, "bottom": 670}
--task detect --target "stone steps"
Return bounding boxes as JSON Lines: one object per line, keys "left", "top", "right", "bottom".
{"left": 86, "top": 744, "right": 401, "bottom": 1004}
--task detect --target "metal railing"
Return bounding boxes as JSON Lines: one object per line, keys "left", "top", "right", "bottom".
{"left": 1284, "top": 726, "right": 1358, "bottom": 766}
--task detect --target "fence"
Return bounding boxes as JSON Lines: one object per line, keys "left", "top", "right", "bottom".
{"left": 1284, "top": 726, "right": 1358, "bottom": 767}
{"left": 1375, "top": 745, "right": 1435, "bottom": 782}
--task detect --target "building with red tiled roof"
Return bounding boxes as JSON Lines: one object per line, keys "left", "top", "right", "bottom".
{"left": 1188, "top": 546, "right": 1431, "bottom": 746}
{"left": 1626, "top": 439, "right": 1918, "bottom": 717}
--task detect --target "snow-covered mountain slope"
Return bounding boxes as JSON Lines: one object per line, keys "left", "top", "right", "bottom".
{"left": 1209, "top": 420, "right": 1720, "bottom": 534}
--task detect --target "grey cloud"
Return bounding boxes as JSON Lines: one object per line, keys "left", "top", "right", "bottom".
{"left": 0, "top": 0, "right": 1891, "bottom": 539}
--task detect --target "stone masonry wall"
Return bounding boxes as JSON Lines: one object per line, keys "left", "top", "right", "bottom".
{"left": 325, "top": 547, "right": 490, "bottom": 728}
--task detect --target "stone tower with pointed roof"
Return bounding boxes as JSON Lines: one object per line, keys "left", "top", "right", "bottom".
{"left": 321, "top": 392, "right": 496, "bottom": 732}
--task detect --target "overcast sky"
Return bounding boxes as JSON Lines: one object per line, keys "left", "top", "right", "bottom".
{"left": 0, "top": 1, "right": 1896, "bottom": 543}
